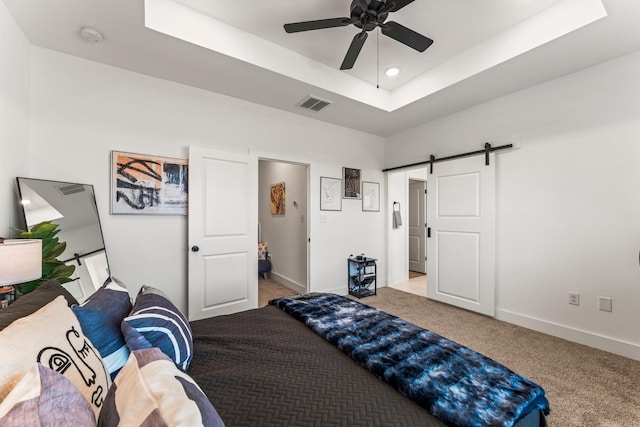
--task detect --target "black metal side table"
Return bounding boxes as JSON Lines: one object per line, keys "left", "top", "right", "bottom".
{"left": 348, "top": 256, "right": 377, "bottom": 298}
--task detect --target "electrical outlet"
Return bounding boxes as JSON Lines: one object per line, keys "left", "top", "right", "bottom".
{"left": 569, "top": 292, "right": 580, "bottom": 306}
{"left": 598, "top": 297, "right": 612, "bottom": 312}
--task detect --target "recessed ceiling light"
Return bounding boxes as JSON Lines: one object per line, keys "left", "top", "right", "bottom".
{"left": 79, "top": 26, "right": 104, "bottom": 43}
{"left": 385, "top": 67, "right": 400, "bottom": 77}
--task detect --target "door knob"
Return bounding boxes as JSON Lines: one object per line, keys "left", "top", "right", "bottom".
{"left": 191, "top": 246, "right": 199, "bottom": 252}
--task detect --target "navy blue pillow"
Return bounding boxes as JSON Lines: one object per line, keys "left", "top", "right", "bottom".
{"left": 72, "top": 278, "right": 132, "bottom": 379}
{"left": 121, "top": 286, "right": 193, "bottom": 371}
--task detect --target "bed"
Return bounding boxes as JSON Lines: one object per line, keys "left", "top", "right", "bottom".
{"left": 188, "top": 293, "right": 550, "bottom": 427}
{"left": 0, "top": 281, "right": 548, "bottom": 426}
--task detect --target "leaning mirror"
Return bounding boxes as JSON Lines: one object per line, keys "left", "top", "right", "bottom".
{"left": 16, "top": 177, "right": 110, "bottom": 302}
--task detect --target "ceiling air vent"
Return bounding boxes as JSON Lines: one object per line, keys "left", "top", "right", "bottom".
{"left": 298, "top": 95, "right": 332, "bottom": 112}
{"left": 56, "top": 183, "right": 86, "bottom": 196}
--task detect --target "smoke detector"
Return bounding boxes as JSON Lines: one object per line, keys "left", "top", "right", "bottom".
{"left": 80, "top": 26, "right": 104, "bottom": 43}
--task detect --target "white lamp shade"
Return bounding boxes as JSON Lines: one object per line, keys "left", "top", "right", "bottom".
{"left": 0, "top": 239, "right": 43, "bottom": 286}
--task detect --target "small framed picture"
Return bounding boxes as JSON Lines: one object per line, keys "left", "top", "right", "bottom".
{"left": 320, "top": 177, "right": 342, "bottom": 211}
{"left": 342, "top": 167, "right": 361, "bottom": 199}
{"left": 362, "top": 181, "right": 380, "bottom": 212}
{"left": 270, "top": 182, "right": 286, "bottom": 215}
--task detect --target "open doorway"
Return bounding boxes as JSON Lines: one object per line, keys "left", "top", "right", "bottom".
{"left": 402, "top": 179, "right": 427, "bottom": 296}
{"left": 257, "top": 160, "right": 308, "bottom": 305}
{"left": 408, "top": 179, "right": 427, "bottom": 275}
{"left": 388, "top": 174, "right": 428, "bottom": 298}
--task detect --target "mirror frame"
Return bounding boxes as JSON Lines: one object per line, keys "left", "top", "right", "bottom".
{"left": 16, "top": 177, "right": 110, "bottom": 298}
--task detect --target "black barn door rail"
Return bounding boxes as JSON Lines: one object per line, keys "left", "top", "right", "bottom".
{"left": 382, "top": 142, "right": 513, "bottom": 174}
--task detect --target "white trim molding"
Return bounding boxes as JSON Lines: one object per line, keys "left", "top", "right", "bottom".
{"left": 497, "top": 309, "right": 640, "bottom": 362}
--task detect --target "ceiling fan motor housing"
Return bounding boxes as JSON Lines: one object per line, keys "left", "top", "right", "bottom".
{"left": 351, "top": 0, "right": 389, "bottom": 31}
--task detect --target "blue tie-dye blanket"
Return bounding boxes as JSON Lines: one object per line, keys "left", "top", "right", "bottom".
{"left": 269, "top": 293, "right": 550, "bottom": 427}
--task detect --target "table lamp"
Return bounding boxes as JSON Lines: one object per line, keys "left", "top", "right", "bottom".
{"left": 0, "top": 238, "right": 43, "bottom": 304}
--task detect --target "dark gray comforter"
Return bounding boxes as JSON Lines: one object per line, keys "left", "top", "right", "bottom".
{"left": 188, "top": 304, "right": 546, "bottom": 427}
{"left": 188, "top": 305, "right": 448, "bottom": 427}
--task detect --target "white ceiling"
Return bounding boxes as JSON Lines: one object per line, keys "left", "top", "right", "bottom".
{"left": 4, "top": 0, "right": 640, "bottom": 136}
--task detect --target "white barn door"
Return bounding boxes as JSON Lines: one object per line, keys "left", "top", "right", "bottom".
{"left": 426, "top": 155, "right": 495, "bottom": 316}
{"left": 188, "top": 146, "right": 258, "bottom": 321}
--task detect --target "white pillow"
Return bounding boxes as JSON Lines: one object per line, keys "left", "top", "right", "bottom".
{"left": 0, "top": 296, "right": 111, "bottom": 419}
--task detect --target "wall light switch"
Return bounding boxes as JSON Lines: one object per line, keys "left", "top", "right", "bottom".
{"left": 569, "top": 292, "right": 580, "bottom": 306}
{"left": 598, "top": 297, "right": 612, "bottom": 312}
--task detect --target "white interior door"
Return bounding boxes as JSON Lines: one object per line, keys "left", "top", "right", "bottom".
{"left": 188, "top": 146, "right": 258, "bottom": 321}
{"left": 426, "top": 155, "right": 495, "bottom": 316}
{"left": 408, "top": 180, "right": 426, "bottom": 274}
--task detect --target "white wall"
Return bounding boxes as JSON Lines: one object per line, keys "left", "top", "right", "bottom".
{"left": 386, "top": 49, "right": 640, "bottom": 360}
{"left": 258, "top": 160, "right": 307, "bottom": 292}
{"left": 22, "top": 47, "right": 386, "bottom": 311}
{"left": 0, "top": 2, "right": 30, "bottom": 235}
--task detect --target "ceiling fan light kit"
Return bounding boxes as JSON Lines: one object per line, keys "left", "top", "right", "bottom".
{"left": 284, "top": 0, "right": 432, "bottom": 71}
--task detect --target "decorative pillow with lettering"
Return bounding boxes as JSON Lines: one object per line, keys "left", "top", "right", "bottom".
{"left": 0, "top": 279, "right": 78, "bottom": 331}
{"left": 0, "top": 296, "right": 110, "bottom": 419}
{"left": 0, "top": 363, "right": 96, "bottom": 426}
{"left": 98, "top": 348, "right": 224, "bottom": 427}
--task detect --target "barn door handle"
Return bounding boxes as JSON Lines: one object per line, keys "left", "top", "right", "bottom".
{"left": 427, "top": 228, "right": 431, "bottom": 238}
{"left": 191, "top": 246, "right": 200, "bottom": 252}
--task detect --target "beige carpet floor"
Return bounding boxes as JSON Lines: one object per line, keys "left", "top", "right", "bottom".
{"left": 258, "top": 277, "right": 297, "bottom": 307}
{"left": 259, "top": 280, "right": 640, "bottom": 426}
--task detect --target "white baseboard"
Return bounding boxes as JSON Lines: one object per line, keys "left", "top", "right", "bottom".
{"left": 387, "top": 275, "right": 409, "bottom": 287}
{"left": 270, "top": 272, "right": 306, "bottom": 295}
{"left": 497, "top": 308, "right": 640, "bottom": 362}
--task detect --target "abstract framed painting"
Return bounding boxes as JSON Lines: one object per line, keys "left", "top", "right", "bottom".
{"left": 342, "top": 167, "right": 361, "bottom": 199}
{"left": 320, "top": 176, "right": 342, "bottom": 211}
{"left": 270, "top": 182, "right": 286, "bottom": 215}
{"left": 111, "top": 151, "right": 188, "bottom": 215}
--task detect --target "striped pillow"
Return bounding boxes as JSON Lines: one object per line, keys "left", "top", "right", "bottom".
{"left": 98, "top": 348, "right": 224, "bottom": 427}
{"left": 121, "top": 286, "right": 193, "bottom": 371}
{"left": 72, "top": 279, "right": 132, "bottom": 379}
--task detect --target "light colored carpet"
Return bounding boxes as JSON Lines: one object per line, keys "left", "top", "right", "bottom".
{"left": 259, "top": 281, "right": 640, "bottom": 426}
{"left": 258, "top": 277, "right": 297, "bottom": 307}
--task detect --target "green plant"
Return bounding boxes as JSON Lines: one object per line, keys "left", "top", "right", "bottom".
{"left": 13, "top": 221, "right": 76, "bottom": 294}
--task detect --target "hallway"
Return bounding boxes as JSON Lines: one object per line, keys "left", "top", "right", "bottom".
{"left": 390, "top": 271, "right": 427, "bottom": 297}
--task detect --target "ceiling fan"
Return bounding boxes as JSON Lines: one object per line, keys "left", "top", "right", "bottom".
{"left": 283, "top": 0, "right": 433, "bottom": 70}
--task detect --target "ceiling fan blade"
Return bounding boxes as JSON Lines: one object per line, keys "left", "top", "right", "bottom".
{"left": 340, "top": 31, "right": 368, "bottom": 70}
{"left": 381, "top": 21, "right": 433, "bottom": 52}
{"left": 284, "top": 17, "right": 351, "bottom": 33}
{"left": 387, "top": 0, "right": 415, "bottom": 13}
